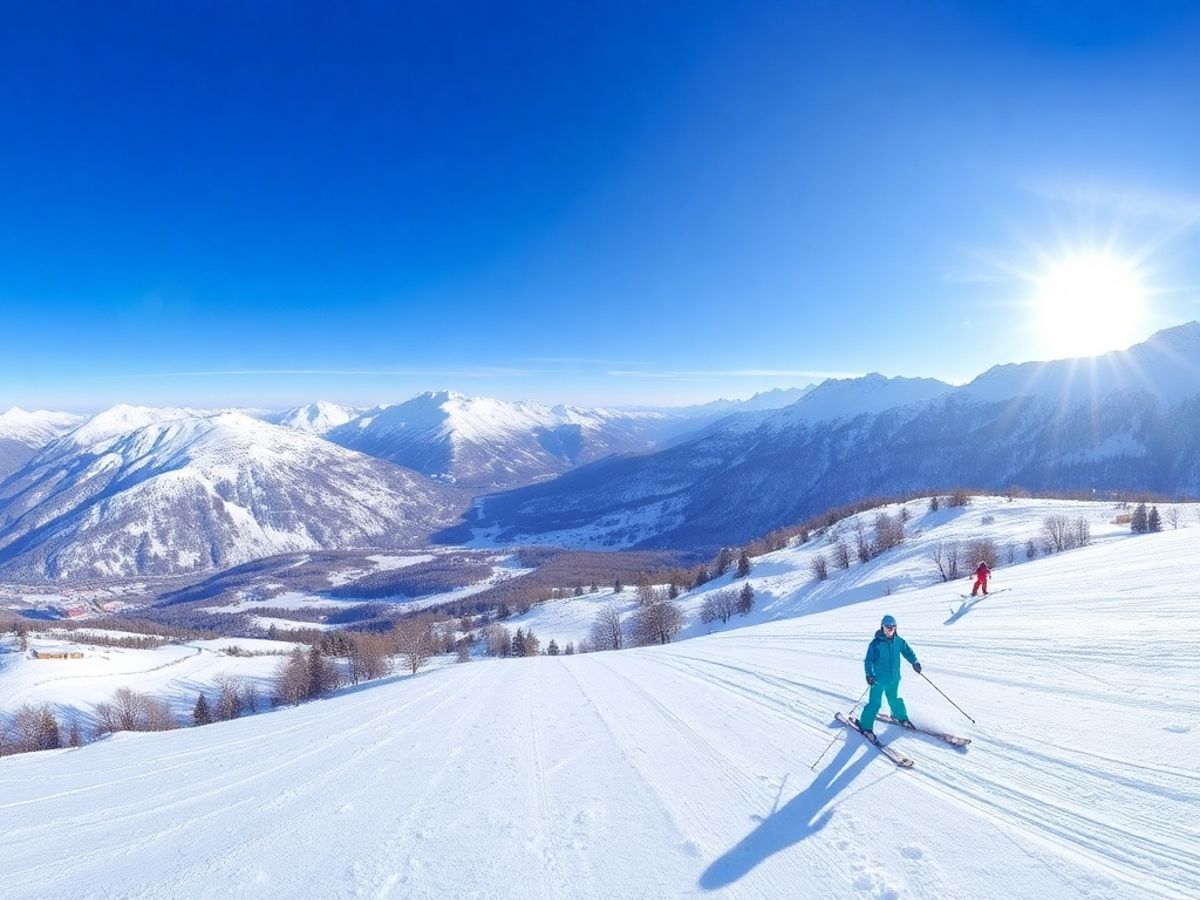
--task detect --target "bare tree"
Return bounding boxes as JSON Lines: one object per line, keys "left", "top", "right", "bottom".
{"left": 307, "top": 645, "right": 340, "bottom": 696}
{"left": 810, "top": 554, "right": 829, "bottom": 581}
{"left": 831, "top": 539, "right": 851, "bottom": 570}
{"left": 636, "top": 582, "right": 658, "bottom": 607}
{"left": 1166, "top": 506, "right": 1181, "bottom": 529}
{"left": 700, "top": 589, "right": 738, "bottom": 625}
{"left": 484, "top": 623, "right": 512, "bottom": 657}
{"left": 1073, "top": 517, "right": 1091, "bottom": 548}
{"left": 9, "top": 704, "right": 60, "bottom": 753}
{"left": 522, "top": 628, "right": 541, "bottom": 656}
{"left": 93, "top": 688, "right": 177, "bottom": 734}
{"left": 1042, "top": 515, "right": 1070, "bottom": 552}
{"left": 214, "top": 675, "right": 245, "bottom": 721}
{"left": 872, "top": 512, "right": 905, "bottom": 555}
{"left": 631, "top": 596, "right": 683, "bottom": 646}
{"left": 963, "top": 538, "right": 998, "bottom": 570}
{"left": 393, "top": 618, "right": 436, "bottom": 675}
{"left": 590, "top": 603, "right": 625, "bottom": 652}
{"left": 349, "top": 632, "right": 393, "bottom": 683}
{"left": 929, "top": 540, "right": 959, "bottom": 582}
{"left": 855, "top": 520, "right": 871, "bottom": 563}
{"left": 274, "top": 648, "right": 310, "bottom": 706}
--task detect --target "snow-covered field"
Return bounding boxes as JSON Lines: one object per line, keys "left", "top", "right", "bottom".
{"left": 2, "top": 497, "right": 1197, "bottom": 898}
{"left": 0, "top": 635, "right": 298, "bottom": 723}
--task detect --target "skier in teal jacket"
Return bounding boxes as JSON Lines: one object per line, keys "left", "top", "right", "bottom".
{"left": 857, "top": 614, "right": 921, "bottom": 736}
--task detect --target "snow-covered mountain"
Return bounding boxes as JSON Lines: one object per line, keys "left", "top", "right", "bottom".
{"left": 465, "top": 325, "right": 1200, "bottom": 551}
{"left": 0, "top": 407, "right": 85, "bottom": 480}
{"left": 0, "top": 408, "right": 467, "bottom": 579}
{"left": 261, "top": 400, "right": 365, "bottom": 435}
{"left": 327, "top": 391, "right": 677, "bottom": 488}
{"left": 669, "top": 385, "right": 818, "bottom": 419}
{"left": 962, "top": 321, "right": 1200, "bottom": 408}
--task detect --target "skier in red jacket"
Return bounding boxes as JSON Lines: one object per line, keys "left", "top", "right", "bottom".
{"left": 971, "top": 561, "right": 991, "bottom": 596}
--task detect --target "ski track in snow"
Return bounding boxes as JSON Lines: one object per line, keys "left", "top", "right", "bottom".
{"left": 4, "top": 513, "right": 1200, "bottom": 898}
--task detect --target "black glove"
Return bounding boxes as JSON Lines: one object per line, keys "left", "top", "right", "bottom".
{"left": 913, "top": 662, "right": 922, "bottom": 674}
{"left": 866, "top": 675, "right": 876, "bottom": 685}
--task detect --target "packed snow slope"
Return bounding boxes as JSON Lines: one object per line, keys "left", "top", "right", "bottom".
{"left": 4, "top": 526, "right": 1198, "bottom": 899}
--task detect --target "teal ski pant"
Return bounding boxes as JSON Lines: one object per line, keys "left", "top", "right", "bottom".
{"left": 860, "top": 680, "right": 908, "bottom": 732}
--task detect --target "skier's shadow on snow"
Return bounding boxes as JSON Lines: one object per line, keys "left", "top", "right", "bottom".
{"left": 699, "top": 732, "right": 881, "bottom": 891}
{"left": 945, "top": 596, "right": 984, "bottom": 625}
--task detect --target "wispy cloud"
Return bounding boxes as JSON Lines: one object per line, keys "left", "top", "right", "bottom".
{"left": 103, "top": 367, "right": 534, "bottom": 380}
{"left": 608, "top": 368, "right": 860, "bottom": 380}
{"left": 938, "top": 269, "right": 1012, "bottom": 285}
{"left": 526, "top": 356, "right": 647, "bottom": 366}
{"left": 1029, "top": 181, "right": 1200, "bottom": 227}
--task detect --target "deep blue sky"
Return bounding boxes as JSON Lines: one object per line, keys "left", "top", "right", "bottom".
{"left": 3, "top": 1, "right": 1200, "bottom": 411}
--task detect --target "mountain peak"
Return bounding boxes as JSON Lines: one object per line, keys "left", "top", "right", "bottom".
{"left": 965, "top": 319, "right": 1200, "bottom": 407}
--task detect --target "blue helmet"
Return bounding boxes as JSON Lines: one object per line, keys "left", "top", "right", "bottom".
{"left": 881, "top": 614, "right": 897, "bottom": 628}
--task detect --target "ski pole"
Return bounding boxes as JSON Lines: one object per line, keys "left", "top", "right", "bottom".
{"left": 809, "top": 684, "right": 870, "bottom": 771}
{"left": 919, "top": 670, "right": 976, "bottom": 724}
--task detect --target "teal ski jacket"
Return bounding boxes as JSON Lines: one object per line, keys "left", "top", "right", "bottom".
{"left": 864, "top": 630, "right": 918, "bottom": 684}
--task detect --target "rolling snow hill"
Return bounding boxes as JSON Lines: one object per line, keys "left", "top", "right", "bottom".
{"left": 2, "top": 501, "right": 1196, "bottom": 898}
{"left": 0, "top": 409, "right": 468, "bottom": 580}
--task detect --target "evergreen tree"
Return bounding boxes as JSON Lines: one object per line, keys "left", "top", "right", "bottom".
{"left": 667, "top": 581, "right": 680, "bottom": 600}
{"left": 1148, "top": 505, "right": 1162, "bottom": 533}
{"left": 67, "top": 718, "right": 83, "bottom": 748}
{"left": 736, "top": 552, "right": 751, "bottom": 578}
{"left": 714, "top": 547, "right": 732, "bottom": 576}
{"left": 564, "top": 642, "right": 575, "bottom": 655}
{"left": 193, "top": 693, "right": 213, "bottom": 726}
{"left": 1131, "top": 502, "right": 1149, "bottom": 534}
{"left": 38, "top": 706, "right": 61, "bottom": 750}
{"left": 737, "top": 582, "right": 755, "bottom": 616}
{"left": 547, "top": 639, "right": 560, "bottom": 656}
{"left": 512, "top": 628, "right": 526, "bottom": 657}
{"left": 613, "top": 579, "right": 623, "bottom": 594}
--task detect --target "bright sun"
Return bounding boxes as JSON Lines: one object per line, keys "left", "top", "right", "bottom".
{"left": 1034, "top": 252, "right": 1146, "bottom": 359}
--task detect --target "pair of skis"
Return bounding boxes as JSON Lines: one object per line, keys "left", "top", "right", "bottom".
{"left": 834, "top": 712, "right": 970, "bottom": 769}
{"left": 958, "top": 586, "right": 1010, "bottom": 601}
